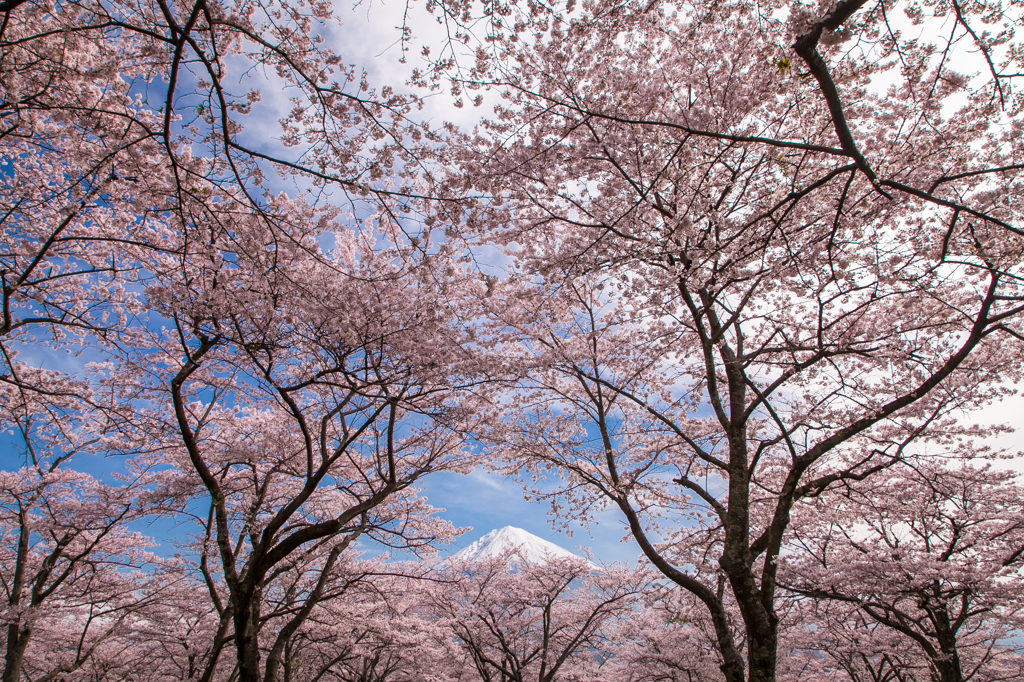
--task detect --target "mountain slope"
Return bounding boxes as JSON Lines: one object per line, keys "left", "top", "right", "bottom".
{"left": 452, "top": 526, "right": 590, "bottom": 565}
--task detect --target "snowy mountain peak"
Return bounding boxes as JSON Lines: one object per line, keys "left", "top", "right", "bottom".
{"left": 452, "top": 526, "right": 589, "bottom": 565}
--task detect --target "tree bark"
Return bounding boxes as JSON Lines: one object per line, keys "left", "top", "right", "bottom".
{"left": 2, "top": 624, "right": 30, "bottom": 682}
{"left": 233, "top": 582, "right": 263, "bottom": 682}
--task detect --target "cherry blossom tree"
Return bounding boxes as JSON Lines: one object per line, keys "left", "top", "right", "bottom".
{"left": 112, "top": 205, "right": 482, "bottom": 682}
{"left": 1, "top": 1, "right": 482, "bottom": 676}
{"left": 1, "top": 0, "right": 488, "bottom": 674}
{"left": 277, "top": 568, "right": 461, "bottom": 682}
{"left": 0, "top": 0, "right": 442, "bottom": 290}
{"left": 6, "top": 0, "right": 1024, "bottom": 679}
{"left": 125, "top": 573, "right": 229, "bottom": 682}
{"left": 780, "top": 601, "right": 936, "bottom": 682}
{"left": 0, "top": 0, "right": 456, "bottom": 416}
{"left": 462, "top": 265, "right": 1022, "bottom": 682}
{"left": 428, "top": 551, "right": 647, "bottom": 682}
{"left": 783, "top": 459, "right": 1024, "bottom": 682}
{"left": 412, "top": 0, "right": 1024, "bottom": 680}
{"left": 0, "top": 381, "right": 158, "bottom": 682}
{"left": 616, "top": 587, "right": 730, "bottom": 682}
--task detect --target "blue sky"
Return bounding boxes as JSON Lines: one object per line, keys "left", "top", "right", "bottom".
{"left": 410, "top": 469, "right": 642, "bottom": 564}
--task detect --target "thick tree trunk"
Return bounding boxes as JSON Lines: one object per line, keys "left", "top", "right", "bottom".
{"left": 232, "top": 585, "right": 263, "bottom": 682}
{"left": 722, "top": 557, "right": 779, "bottom": 682}
{"left": 2, "top": 623, "right": 30, "bottom": 682}
{"left": 4, "top": 513, "right": 31, "bottom": 682}
{"left": 719, "top": 651, "right": 747, "bottom": 682}
{"left": 745, "top": 628, "right": 778, "bottom": 682}
{"left": 933, "top": 659, "right": 965, "bottom": 682}
{"left": 718, "top": 562, "right": 780, "bottom": 682}
{"left": 932, "top": 612, "right": 965, "bottom": 682}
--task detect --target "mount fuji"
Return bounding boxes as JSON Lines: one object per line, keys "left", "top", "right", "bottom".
{"left": 452, "top": 526, "right": 591, "bottom": 565}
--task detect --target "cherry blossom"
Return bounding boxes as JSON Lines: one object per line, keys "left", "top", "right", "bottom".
{"left": 416, "top": 0, "right": 1024, "bottom": 680}
{"left": 0, "top": 384, "right": 157, "bottom": 682}
{"left": 429, "top": 550, "right": 648, "bottom": 682}
{"left": 783, "top": 460, "right": 1024, "bottom": 682}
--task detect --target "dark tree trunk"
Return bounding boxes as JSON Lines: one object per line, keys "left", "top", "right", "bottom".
{"left": 2, "top": 623, "right": 30, "bottom": 682}
{"left": 233, "top": 583, "right": 263, "bottom": 682}
{"left": 931, "top": 610, "right": 965, "bottom": 682}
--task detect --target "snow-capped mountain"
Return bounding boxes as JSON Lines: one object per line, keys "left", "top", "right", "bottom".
{"left": 452, "top": 526, "right": 590, "bottom": 565}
